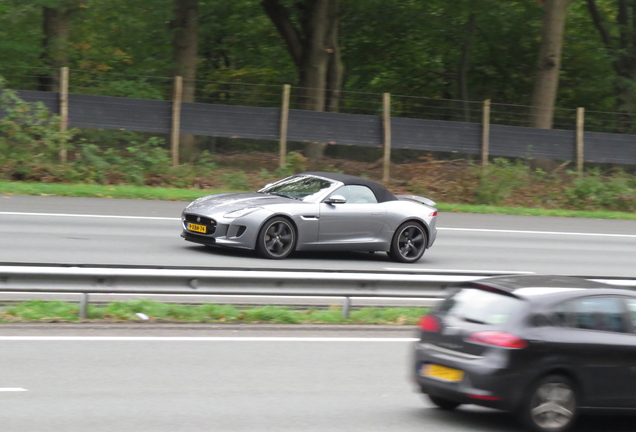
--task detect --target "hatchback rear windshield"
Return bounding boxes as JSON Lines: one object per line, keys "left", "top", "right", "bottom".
{"left": 436, "top": 288, "right": 525, "bottom": 325}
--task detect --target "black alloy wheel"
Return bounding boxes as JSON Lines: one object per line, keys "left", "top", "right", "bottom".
{"left": 428, "top": 395, "right": 461, "bottom": 411}
{"left": 388, "top": 221, "right": 427, "bottom": 263}
{"left": 256, "top": 217, "right": 297, "bottom": 259}
{"left": 521, "top": 375, "right": 578, "bottom": 432}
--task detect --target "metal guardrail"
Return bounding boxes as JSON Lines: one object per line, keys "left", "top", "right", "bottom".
{"left": 0, "top": 264, "right": 634, "bottom": 319}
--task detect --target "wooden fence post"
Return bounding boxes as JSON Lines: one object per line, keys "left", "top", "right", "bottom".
{"left": 171, "top": 76, "right": 183, "bottom": 167}
{"left": 382, "top": 92, "right": 391, "bottom": 183}
{"left": 279, "top": 84, "right": 291, "bottom": 168}
{"left": 576, "top": 107, "right": 585, "bottom": 176}
{"left": 481, "top": 99, "right": 491, "bottom": 169}
{"left": 59, "top": 66, "right": 69, "bottom": 163}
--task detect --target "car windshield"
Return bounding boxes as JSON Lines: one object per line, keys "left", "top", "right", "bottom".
{"left": 259, "top": 176, "right": 334, "bottom": 201}
{"left": 436, "top": 288, "right": 525, "bottom": 325}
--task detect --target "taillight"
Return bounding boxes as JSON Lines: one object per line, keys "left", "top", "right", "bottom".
{"left": 466, "top": 331, "right": 527, "bottom": 349}
{"left": 418, "top": 315, "right": 441, "bottom": 332}
{"left": 429, "top": 211, "right": 438, "bottom": 217}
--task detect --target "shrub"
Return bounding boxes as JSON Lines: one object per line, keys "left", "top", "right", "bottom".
{"left": 473, "top": 158, "right": 529, "bottom": 205}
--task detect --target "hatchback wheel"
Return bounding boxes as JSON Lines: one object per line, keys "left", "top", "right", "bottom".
{"left": 388, "top": 222, "right": 427, "bottom": 263}
{"left": 521, "top": 375, "right": 577, "bottom": 432}
{"left": 428, "top": 395, "right": 461, "bottom": 411}
{"left": 256, "top": 217, "right": 296, "bottom": 259}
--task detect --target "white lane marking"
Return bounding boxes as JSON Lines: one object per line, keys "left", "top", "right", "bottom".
{"left": 0, "top": 337, "right": 417, "bottom": 342}
{"left": 0, "top": 388, "right": 27, "bottom": 392}
{"left": 438, "top": 227, "right": 636, "bottom": 239}
{"left": 0, "top": 212, "right": 176, "bottom": 221}
{"left": 383, "top": 268, "right": 534, "bottom": 274}
{"left": 2, "top": 212, "right": 635, "bottom": 239}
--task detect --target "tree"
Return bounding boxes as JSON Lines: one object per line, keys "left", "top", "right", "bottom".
{"left": 38, "top": 0, "right": 84, "bottom": 91}
{"left": 530, "top": 0, "right": 575, "bottom": 129}
{"left": 585, "top": 0, "right": 636, "bottom": 128}
{"left": 170, "top": 0, "right": 199, "bottom": 161}
{"left": 261, "top": 0, "right": 343, "bottom": 162}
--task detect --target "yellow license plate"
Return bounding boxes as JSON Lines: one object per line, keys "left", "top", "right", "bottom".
{"left": 188, "top": 223, "right": 207, "bottom": 234}
{"left": 421, "top": 364, "right": 464, "bottom": 382}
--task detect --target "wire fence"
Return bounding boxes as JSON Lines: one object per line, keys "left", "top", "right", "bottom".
{"left": 3, "top": 63, "right": 636, "bottom": 134}
{"left": 2, "top": 64, "right": 636, "bottom": 167}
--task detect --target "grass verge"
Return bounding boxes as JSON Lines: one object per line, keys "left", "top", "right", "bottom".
{"left": 0, "top": 300, "right": 428, "bottom": 325}
{"left": 2, "top": 181, "right": 636, "bottom": 220}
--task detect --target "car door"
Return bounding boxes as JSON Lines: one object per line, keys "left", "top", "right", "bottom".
{"left": 318, "top": 185, "right": 386, "bottom": 244}
{"left": 548, "top": 296, "right": 636, "bottom": 408}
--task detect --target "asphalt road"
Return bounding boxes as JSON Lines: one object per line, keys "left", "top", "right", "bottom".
{"left": 2, "top": 194, "right": 636, "bottom": 277}
{"left": 0, "top": 325, "right": 634, "bottom": 432}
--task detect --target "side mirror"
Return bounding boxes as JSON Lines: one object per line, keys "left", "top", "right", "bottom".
{"left": 324, "top": 195, "right": 347, "bottom": 205}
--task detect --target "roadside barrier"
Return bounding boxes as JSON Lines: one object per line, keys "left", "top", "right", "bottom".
{"left": 0, "top": 264, "right": 633, "bottom": 319}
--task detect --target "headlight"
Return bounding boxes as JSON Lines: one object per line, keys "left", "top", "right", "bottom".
{"left": 224, "top": 207, "right": 261, "bottom": 218}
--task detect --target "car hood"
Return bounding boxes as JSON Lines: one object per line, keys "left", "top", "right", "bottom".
{"left": 184, "top": 192, "right": 300, "bottom": 214}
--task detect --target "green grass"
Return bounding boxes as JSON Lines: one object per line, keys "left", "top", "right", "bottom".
{"left": 2, "top": 181, "right": 635, "bottom": 220}
{"left": 0, "top": 300, "right": 429, "bottom": 325}
{"left": 436, "top": 203, "right": 636, "bottom": 220}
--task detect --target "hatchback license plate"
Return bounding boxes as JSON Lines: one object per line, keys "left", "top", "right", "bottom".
{"left": 422, "top": 364, "right": 464, "bottom": 382}
{"left": 188, "top": 223, "right": 207, "bottom": 234}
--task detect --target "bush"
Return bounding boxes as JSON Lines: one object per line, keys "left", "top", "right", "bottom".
{"left": 0, "top": 78, "right": 77, "bottom": 180}
{"left": 564, "top": 169, "right": 636, "bottom": 212}
{"left": 473, "top": 158, "right": 529, "bottom": 205}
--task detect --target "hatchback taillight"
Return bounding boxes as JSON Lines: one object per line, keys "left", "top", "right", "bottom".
{"left": 429, "top": 211, "right": 438, "bottom": 217}
{"left": 466, "top": 331, "right": 527, "bottom": 348}
{"left": 418, "top": 315, "right": 441, "bottom": 332}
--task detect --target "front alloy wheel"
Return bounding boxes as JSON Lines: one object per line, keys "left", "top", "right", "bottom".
{"left": 522, "top": 375, "right": 577, "bottom": 432}
{"left": 388, "top": 222, "right": 427, "bottom": 263}
{"left": 256, "top": 217, "right": 296, "bottom": 259}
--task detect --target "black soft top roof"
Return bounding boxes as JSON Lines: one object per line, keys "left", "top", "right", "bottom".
{"left": 302, "top": 171, "right": 397, "bottom": 203}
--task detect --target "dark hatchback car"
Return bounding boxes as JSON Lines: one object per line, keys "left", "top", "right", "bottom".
{"left": 412, "top": 275, "right": 636, "bottom": 432}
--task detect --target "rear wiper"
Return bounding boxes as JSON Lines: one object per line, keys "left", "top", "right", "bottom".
{"left": 461, "top": 316, "right": 487, "bottom": 324}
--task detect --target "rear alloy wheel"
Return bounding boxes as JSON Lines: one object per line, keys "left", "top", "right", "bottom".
{"left": 428, "top": 395, "right": 461, "bottom": 411}
{"left": 521, "top": 375, "right": 577, "bottom": 432}
{"left": 256, "top": 217, "right": 297, "bottom": 259}
{"left": 388, "top": 221, "right": 427, "bottom": 263}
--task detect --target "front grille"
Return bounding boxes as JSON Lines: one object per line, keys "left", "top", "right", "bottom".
{"left": 184, "top": 213, "right": 217, "bottom": 235}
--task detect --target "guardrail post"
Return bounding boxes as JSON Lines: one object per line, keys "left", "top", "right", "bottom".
{"left": 79, "top": 293, "right": 89, "bottom": 319}
{"left": 342, "top": 296, "right": 351, "bottom": 319}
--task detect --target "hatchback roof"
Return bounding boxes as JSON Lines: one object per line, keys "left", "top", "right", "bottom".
{"left": 469, "top": 275, "right": 615, "bottom": 292}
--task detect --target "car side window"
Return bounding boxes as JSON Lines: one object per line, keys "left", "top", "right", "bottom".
{"left": 333, "top": 185, "right": 378, "bottom": 204}
{"left": 624, "top": 299, "right": 636, "bottom": 332}
{"left": 565, "top": 297, "right": 628, "bottom": 333}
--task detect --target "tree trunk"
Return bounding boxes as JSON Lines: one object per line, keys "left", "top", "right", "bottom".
{"left": 530, "top": 0, "right": 572, "bottom": 129}
{"left": 458, "top": 13, "right": 476, "bottom": 122}
{"left": 171, "top": 0, "right": 199, "bottom": 162}
{"left": 586, "top": 0, "right": 636, "bottom": 131}
{"left": 38, "top": 4, "right": 77, "bottom": 92}
{"left": 262, "top": 0, "right": 342, "bottom": 163}
{"left": 530, "top": 0, "right": 573, "bottom": 172}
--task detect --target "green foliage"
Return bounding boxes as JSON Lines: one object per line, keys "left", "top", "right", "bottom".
{"left": 473, "top": 158, "right": 530, "bottom": 205}
{"left": 0, "top": 299, "right": 429, "bottom": 325}
{"left": 274, "top": 151, "right": 308, "bottom": 177}
{"left": 220, "top": 171, "right": 250, "bottom": 190}
{"left": 564, "top": 169, "right": 636, "bottom": 212}
{"left": 0, "top": 81, "right": 77, "bottom": 180}
{"left": 2, "top": 300, "right": 82, "bottom": 321}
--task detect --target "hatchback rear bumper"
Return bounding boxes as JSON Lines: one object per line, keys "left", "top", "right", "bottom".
{"left": 413, "top": 342, "right": 530, "bottom": 412}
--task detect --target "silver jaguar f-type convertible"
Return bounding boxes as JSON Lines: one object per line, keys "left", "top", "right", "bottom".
{"left": 181, "top": 172, "right": 437, "bottom": 263}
